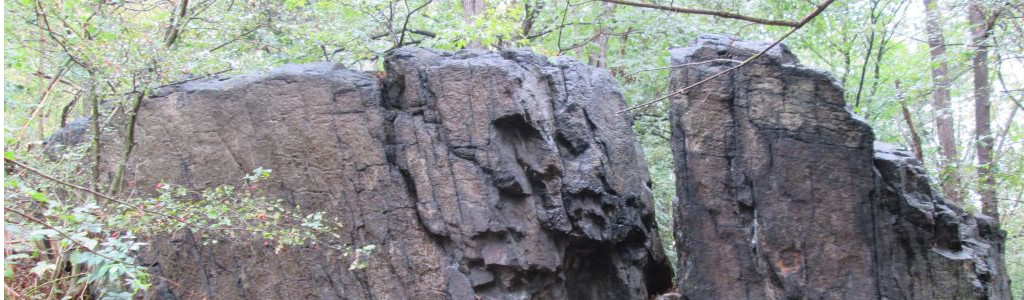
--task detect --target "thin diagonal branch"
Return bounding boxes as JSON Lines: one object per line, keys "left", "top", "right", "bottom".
{"left": 624, "top": 58, "right": 742, "bottom": 77}
{"left": 5, "top": 158, "right": 181, "bottom": 223}
{"left": 396, "top": 0, "right": 434, "bottom": 48}
{"left": 6, "top": 207, "right": 133, "bottom": 266}
{"left": 14, "top": 59, "right": 72, "bottom": 146}
{"left": 618, "top": 0, "right": 836, "bottom": 114}
{"left": 599, "top": 0, "right": 801, "bottom": 27}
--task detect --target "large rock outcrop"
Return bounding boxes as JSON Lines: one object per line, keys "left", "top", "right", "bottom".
{"left": 669, "top": 35, "right": 1009, "bottom": 299}
{"left": 80, "top": 48, "right": 671, "bottom": 299}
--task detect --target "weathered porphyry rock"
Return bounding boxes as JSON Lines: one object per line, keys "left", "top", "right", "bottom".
{"left": 873, "top": 142, "right": 1011, "bottom": 299}
{"left": 77, "top": 48, "right": 671, "bottom": 299}
{"left": 669, "top": 34, "right": 1009, "bottom": 299}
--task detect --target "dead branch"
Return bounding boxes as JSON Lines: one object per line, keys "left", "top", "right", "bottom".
{"left": 599, "top": 0, "right": 801, "bottom": 27}
{"left": 896, "top": 80, "right": 924, "bottom": 161}
{"left": 617, "top": 0, "right": 836, "bottom": 114}
{"left": 14, "top": 59, "right": 72, "bottom": 146}
{"left": 6, "top": 207, "right": 135, "bottom": 266}
{"left": 624, "top": 58, "right": 742, "bottom": 77}
{"left": 396, "top": 0, "right": 434, "bottom": 48}
{"left": 209, "top": 24, "right": 264, "bottom": 53}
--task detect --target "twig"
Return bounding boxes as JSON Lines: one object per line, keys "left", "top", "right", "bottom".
{"left": 6, "top": 207, "right": 183, "bottom": 293}
{"left": 556, "top": 0, "right": 571, "bottom": 52}
{"left": 396, "top": 0, "right": 434, "bottom": 48}
{"left": 158, "top": 69, "right": 232, "bottom": 88}
{"left": 995, "top": 104, "right": 1019, "bottom": 157}
{"left": 6, "top": 158, "right": 116, "bottom": 201}
{"left": 617, "top": 0, "right": 835, "bottom": 114}
{"left": 5, "top": 207, "right": 133, "bottom": 266}
{"left": 599, "top": 0, "right": 801, "bottom": 27}
{"left": 679, "top": 92, "right": 713, "bottom": 116}
{"left": 31, "top": 71, "right": 78, "bottom": 89}
{"left": 558, "top": 29, "right": 606, "bottom": 55}
{"left": 896, "top": 81, "right": 924, "bottom": 161}
{"left": 624, "top": 59, "right": 742, "bottom": 77}
{"left": 4, "top": 158, "right": 182, "bottom": 223}
{"left": 14, "top": 59, "right": 72, "bottom": 146}
{"left": 59, "top": 92, "right": 81, "bottom": 128}
{"left": 208, "top": 24, "right": 263, "bottom": 53}
{"left": 997, "top": 56, "right": 1024, "bottom": 111}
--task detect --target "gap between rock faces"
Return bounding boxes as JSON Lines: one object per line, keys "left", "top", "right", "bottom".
{"left": 669, "top": 34, "right": 1009, "bottom": 300}
{"left": 42, "top": 46, "right": 673, "bottom": 299}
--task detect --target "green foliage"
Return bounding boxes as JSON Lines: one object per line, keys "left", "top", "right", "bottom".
{"left": 4, "top": 154, "right": 371, "bottom": 298}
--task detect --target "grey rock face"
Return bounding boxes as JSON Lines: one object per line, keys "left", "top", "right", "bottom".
{"left": 43, "top": 118, "right": 91, "bottom": 160}
{"left": 669, "top": 34, "right": 1009, "bottom": 300}
{"left": 93, "top": 48, "right": 670, "bottom": 299}
{"left": 872, "top": 142, "right": 1010, "bottom": 299}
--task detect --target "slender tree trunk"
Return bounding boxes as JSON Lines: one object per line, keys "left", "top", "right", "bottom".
{"left": 969, "top": 3, "right": 997, "bottom": 221}
{"left": 589, "top": 3, "right": 615, "bottom": 68}
{"left": 38, "top": 32, "right": 46, "bottom": 143}
{"left": 89, "top": 81, "right": 101, "bottom": 198}
{"left": 164, "top": 0, "right": 189, "bottom": 47}
{"left": 462, "top": 0, "right": 486, "bottom": 48}
{"left": 108, "top": 92, "right": 145, "bottom": 194}
{"left": 923, "top": 0, "right": 963, "bottom": 204}
{"left": 520, "top": 2, "right": 539, "bottom": 41}
{"left": 853, "top": 0, "right": 880, "bottom": 108}
{"left": 896, "top": 80, "right": 924, "bottom": 161}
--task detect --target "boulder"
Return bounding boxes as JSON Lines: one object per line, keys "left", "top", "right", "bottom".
{"left": 82, "top": 48, "right": 671, "bottom": 299}
{"left": 669, "top": 34, "right": 1009, "bottom": 300}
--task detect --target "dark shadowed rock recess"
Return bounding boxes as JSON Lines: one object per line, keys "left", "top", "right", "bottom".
{"left": 65, "top": 48, "right": 672, "bottom": 299}
{"left": 669, "top": 34, "right": 1010, "bottom": 300}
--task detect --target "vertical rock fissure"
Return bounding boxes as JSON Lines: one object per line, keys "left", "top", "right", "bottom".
{"left": 868, "top": 169, "right": 885, "bottom": 299}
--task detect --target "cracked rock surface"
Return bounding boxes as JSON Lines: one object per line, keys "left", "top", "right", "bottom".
{"left": 89, "top": 48, "right": 671, "bottom": 299}
{"left": 669, "top": 34, "right": 1009, "bottom": 300}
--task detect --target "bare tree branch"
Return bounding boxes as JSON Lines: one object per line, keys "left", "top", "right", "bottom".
{"left": 396, "top": 0, "right": 434, "bottom": 48}
{"left": 599, "top": 0, "right": 801, "bottom": 27}
{"left": 618, "top": 0, "right": 836, "bottom": 113}
{"left": 5, "top": 207, "right": 135, "bottom": 266}
{"left": 14, "top": 59, "right": 72, "bottom": 146}
{"left": 209, "top": 24, "right": 264, "bottom": 53}
{"left": 624, "top": 58, "right": 742, "bottom": 77}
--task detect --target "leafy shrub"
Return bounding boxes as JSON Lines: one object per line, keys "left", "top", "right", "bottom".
{"left": 4, "top": 155, "right": 370, "bottom": 299}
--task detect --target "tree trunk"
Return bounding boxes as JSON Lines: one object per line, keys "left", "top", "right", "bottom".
{"left": 589, "top": 3, "right": 615, "bottom": 68}
{"left": 969, "top": 3, "right": 996, "bottom": 222}
{"left": 923, "top": 0, "right": 962, "bottom": 204}
{"left": 462, "top": 0, "right": 486, "bottom": 48}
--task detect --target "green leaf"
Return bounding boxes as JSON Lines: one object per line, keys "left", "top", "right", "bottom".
{"left": 30, "top": 261, "right": 56, "bottom": 276}
{"left": 28, "top": 191, "right": 49, "bottom": 203}
{"left": 78, "top": 237, "right": 99, "bottom": 250}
